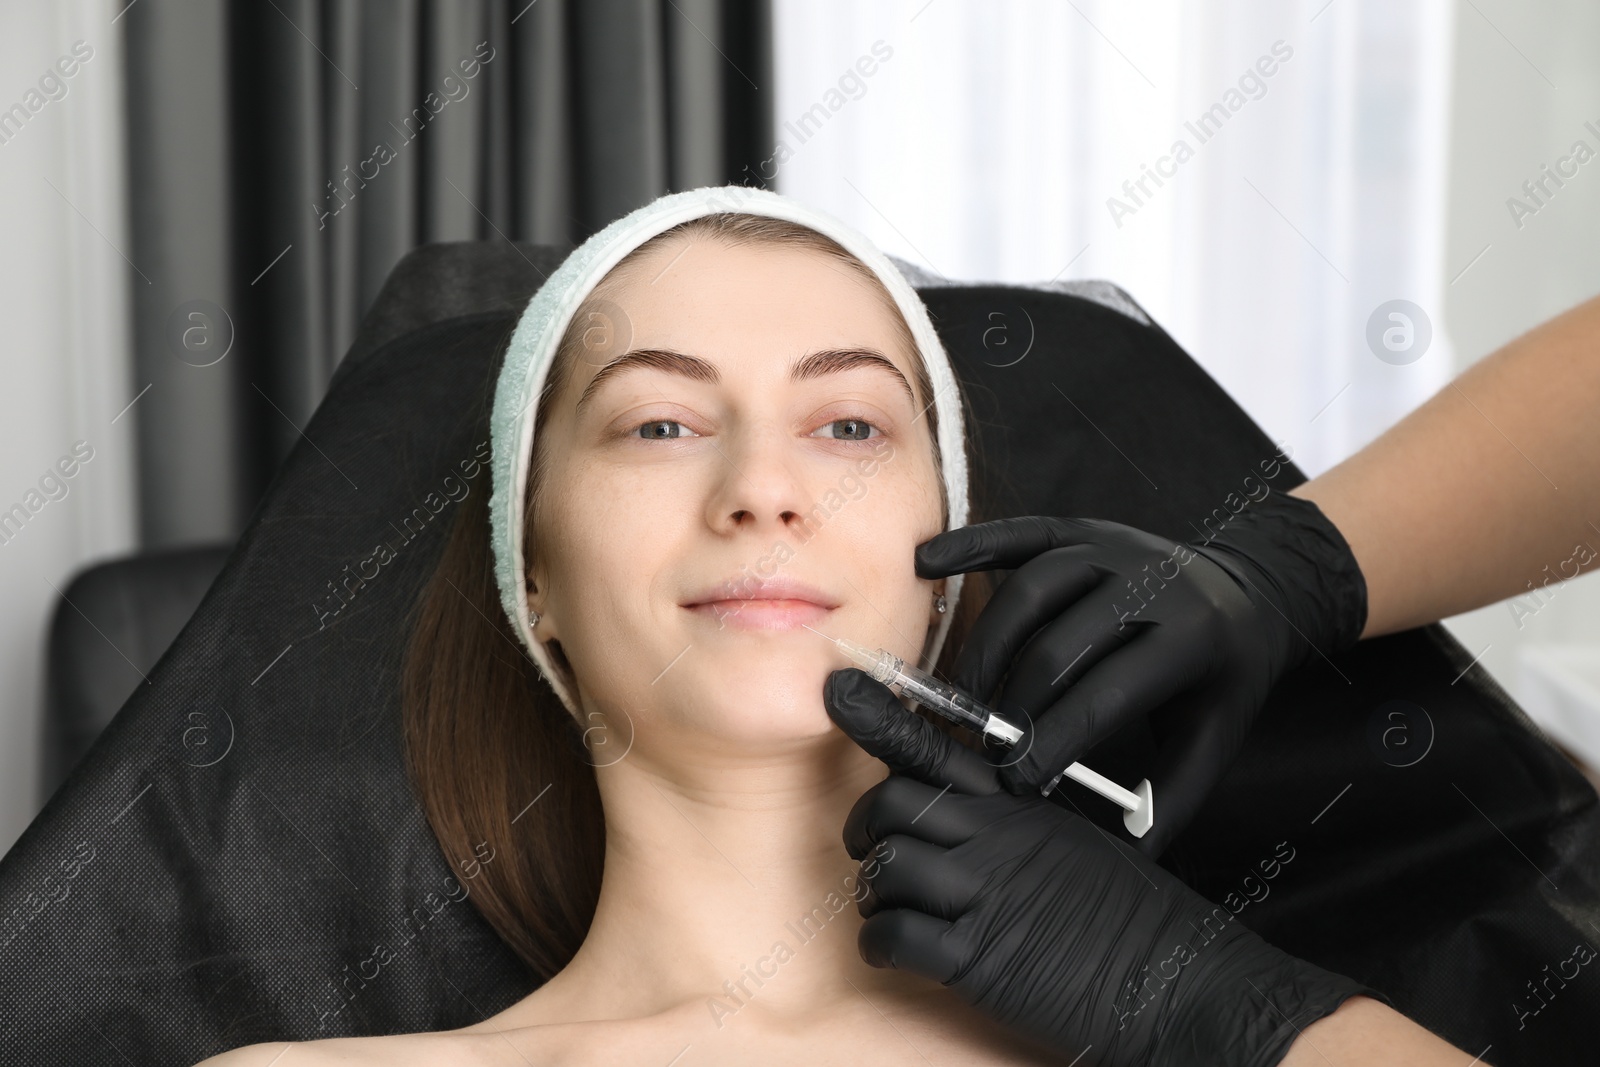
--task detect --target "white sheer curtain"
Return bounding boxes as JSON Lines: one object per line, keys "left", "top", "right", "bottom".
{"left": 771, "top": 0, "right": 1456, "bottom": 478}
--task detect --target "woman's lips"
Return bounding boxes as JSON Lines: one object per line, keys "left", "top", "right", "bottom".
{"left": 681, "top": 577, "right": 840, "bottom": 632}
{"left": 685, "top": 598, "right": 833, "bottom": 631}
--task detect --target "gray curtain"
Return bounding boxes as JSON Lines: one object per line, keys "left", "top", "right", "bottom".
{"left": 124, "top": 0, "right": 772, "bottom": 548}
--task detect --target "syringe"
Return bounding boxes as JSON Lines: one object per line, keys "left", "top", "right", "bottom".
{"left": 815, "top": 628, "right": 1154, "bottom": 838}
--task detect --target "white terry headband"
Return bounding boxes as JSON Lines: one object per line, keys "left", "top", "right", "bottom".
{"left": 488, "top": 184, "right": 970, "bottom": 718}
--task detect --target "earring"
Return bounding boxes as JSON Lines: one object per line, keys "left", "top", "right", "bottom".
{"left": 933, "top": 593, "right": 948, "bottom": 615}
{"left": 530, "top": 610, "right": 541, "bottom": 627}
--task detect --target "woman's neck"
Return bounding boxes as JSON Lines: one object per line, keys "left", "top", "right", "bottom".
{"left": 505, "top": 730, "right": 930, "bottom": 1027}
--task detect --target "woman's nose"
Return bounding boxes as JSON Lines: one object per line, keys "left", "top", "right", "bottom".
{"left": 703, "top": 426, "right": 816, "bottom": 535}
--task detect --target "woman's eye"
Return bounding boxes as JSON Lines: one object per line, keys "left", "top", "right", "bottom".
{"left": 635, "top": 419, "right": 697, "bottom": 440}
{"left": 813, "top": 418, "right": 881, "bottom": 442}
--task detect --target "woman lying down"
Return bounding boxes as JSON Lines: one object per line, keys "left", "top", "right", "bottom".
{"left": 201, "top": 186, "right": 1475, "bottom": 1066}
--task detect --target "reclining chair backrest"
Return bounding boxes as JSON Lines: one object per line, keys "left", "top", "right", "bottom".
{"left": 1, "top": 240, "right": 1595, "bottom": 1066}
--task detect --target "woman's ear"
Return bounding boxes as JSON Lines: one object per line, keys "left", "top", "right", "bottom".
{"left": 525, "top": 570, "right": 554, "bottom": 637}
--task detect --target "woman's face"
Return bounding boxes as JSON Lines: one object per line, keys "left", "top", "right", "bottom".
{"left": 527, "top": 236, "right": 947, "bottom": 755}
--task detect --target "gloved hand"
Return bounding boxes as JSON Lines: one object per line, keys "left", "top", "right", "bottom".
{"left": 824, "top": 667, "right": 1382, "bottom": 1067}
{"left": 915, "top": 487, "right": 1367, "bottom": 857}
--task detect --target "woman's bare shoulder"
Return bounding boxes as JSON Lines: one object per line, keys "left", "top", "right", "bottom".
{"left": 190, "top": 1028, "right": 509, "bottom": 1067}
{"left": 191, "top": 1041, "right": 302, "bottom": 1066}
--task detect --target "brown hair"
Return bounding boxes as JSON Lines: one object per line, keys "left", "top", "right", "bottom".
{"left": 402, "top": 213, "right": 992, "bottom": 980}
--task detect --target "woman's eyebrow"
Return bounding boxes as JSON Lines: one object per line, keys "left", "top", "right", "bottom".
{"left": 576, "top": 349, "right": 717, "bottom": 413}
{"left": 575, "top": 347, "right": 916, "bottom": 413}
{"left": 793, "top": 348, "right": 916, "bottom": 407}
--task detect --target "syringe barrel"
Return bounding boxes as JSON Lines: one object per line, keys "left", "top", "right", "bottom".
{"left": 860, "top": 648, "right": 907, "bottom": 689}
{"left": 893, "top": 670, "right": 990, "bottom": 735}
{"left": 887, "top": 661, "right": 1024, "bottom": 745}
{"left": 846, "top": 642, "right": 1022, "bottom": 745}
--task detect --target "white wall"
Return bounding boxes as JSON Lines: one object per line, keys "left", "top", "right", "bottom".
{"left": 1433, "top": 0, "right": 1600, "bottom": 760}
{"left": 0, "top": 1, "right": 137, "bottom": 853}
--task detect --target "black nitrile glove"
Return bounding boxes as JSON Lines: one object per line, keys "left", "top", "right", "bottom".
{"left": 915, "top": 488, "right": 1367, "bottom": 857}
{"left": 825, "top": 667, "right": 1383, "bottom": 1067}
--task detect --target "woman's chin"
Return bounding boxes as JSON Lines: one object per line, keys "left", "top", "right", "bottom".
{"left": 658, "top": 656, "right": 843, "bottom": 748}
{"left": 699, "top": 697, "right": 841, "bottom": 750}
